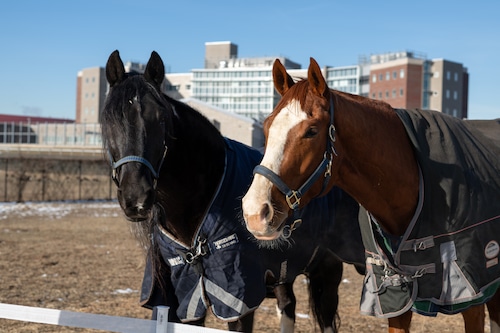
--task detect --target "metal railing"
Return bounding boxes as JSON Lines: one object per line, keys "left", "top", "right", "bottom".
{"left": 0, "top": 122, "right": 102, "bottom": 146}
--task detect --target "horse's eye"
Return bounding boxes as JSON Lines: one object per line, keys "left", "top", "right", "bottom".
{"left": 304, "top": 127, "right": 318, "bottom": 138}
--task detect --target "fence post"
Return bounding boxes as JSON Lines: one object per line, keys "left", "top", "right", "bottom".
{"left": 42, "top": 166, "right": 46, "bottom": 201}
{"left": 3, "top": 159, "right": 7, "bottom": 201}
{"left": 154, "top": 306, "right": 169, "bottom": 333}
{"left": 78, "top": 160, "right": 82, "bottom": 201}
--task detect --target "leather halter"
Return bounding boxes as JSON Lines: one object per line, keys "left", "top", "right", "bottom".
{"left": 253, "top": 95, "right": 337, "bottom": 235}
{"left": 109, "top": 144, "right": 168, "bottom": 189}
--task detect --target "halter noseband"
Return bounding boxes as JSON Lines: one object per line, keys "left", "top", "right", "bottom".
{"left": 253, "top": 95, "right": 337, "bottom": 236}
{"left": 109, "top": 143, "right": 168, "bottom": 188}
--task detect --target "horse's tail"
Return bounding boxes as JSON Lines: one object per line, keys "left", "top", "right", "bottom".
{"left": 306, "top": 248, "right": 343, "bottom": 332}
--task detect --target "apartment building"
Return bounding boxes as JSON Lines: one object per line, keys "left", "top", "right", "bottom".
{"left": 367, "top": 51, "right": 468, "bottom": 118}
{"left": 429, "top": 59, "right": 469, "bottom": 118}
{"left": 76, "top": 42, "right": 469, "bottom": 125}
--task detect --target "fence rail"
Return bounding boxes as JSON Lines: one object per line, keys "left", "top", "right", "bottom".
{"left": 0, "top": 303, "right": 226, "bottom": 333}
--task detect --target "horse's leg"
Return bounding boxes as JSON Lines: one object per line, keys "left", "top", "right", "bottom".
{"left": 461, "top": 304, "right": 485, "bottom": 333}
{"left": 307, "top": 250, "right": 343, "bottom": 333}
{"left": 273, "top": 282, "right": 296, "bottom": 333}
{"left": 227, "top": 311, "right": 254, "bottom": 332}
{"left": 487, "top": 288, "right": 500, "bottom": 333}
{"left": 387, "top": 310, "right": 412, "bottom": 333}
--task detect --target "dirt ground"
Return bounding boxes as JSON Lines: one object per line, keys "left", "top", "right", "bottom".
{"left": 0, "top": 202, "right": 487, "bottom": 332}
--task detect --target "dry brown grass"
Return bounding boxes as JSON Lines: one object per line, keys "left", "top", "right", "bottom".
{"left": 0, "top": 202, "right": 479, "bottom": 332}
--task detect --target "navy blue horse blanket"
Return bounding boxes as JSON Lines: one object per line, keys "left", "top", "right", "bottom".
{"left": 140, "top": 138, "right": 364, "bottom": 322}
{"left": 360, "top": 109, "right": 500, "bottom": 318}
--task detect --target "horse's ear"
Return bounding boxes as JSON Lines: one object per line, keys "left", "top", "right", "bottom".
{"left": 308, "top": 57, "right": 329, "bottom": 99}
{"left": 106, "top": 50, "right": 125, "bottom": 87}
{"left": 272, "top": 59, "right": 295, "bottom": 96}
{"left": 144, "top": 51, "right": 165, "bottom": 89}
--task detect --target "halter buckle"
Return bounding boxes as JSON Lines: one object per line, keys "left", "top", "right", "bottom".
{"left": 324, "top": 152, "right": 333, "bottom": 178}
{"left": 285, "top": 191, "right": 301, "bottom": 210}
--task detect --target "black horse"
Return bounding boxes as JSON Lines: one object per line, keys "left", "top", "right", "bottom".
{"left": 101, "top": 50, "right": 365, "bottom": 332}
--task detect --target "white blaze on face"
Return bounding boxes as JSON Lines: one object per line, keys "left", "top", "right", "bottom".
{"left": 242, "top": 99, "right": 307, "bottom": 218}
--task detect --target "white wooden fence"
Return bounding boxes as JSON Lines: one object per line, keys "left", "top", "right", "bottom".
{"left": 0, "top": 303, "right": 227, "bottom": 333}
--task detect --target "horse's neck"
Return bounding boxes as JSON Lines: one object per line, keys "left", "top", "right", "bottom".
{"left": 332, "top": 94, "right": 419, "bottom": 236}
{"left": 157, "top": 111, "right": 226, "bottom": 244}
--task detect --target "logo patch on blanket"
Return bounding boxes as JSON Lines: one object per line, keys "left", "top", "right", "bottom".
{"left": 213, "top": 233, "right": 239, "bottom": 250}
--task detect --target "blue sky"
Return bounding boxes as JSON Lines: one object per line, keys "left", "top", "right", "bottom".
{"left": 0, "top": 0, "right": 498, "bottom": 120}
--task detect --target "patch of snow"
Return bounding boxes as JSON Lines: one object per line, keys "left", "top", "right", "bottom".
{"left": 0, "top": 201, "right": 122, "bottom": 220}
{"left": 296, "top": 313, "right": 310, "bottom": 319}
{"left": 112, "top": 288, "right": 138, "bottom": 295}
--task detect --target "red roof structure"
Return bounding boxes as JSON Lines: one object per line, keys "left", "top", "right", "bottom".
{"left": 0, "top": 114, "right": 74, "bottom": 123}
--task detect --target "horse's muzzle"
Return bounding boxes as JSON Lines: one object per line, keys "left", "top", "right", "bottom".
{"left": 117, "top": 187, "right": 155, "bottom": 222}
{"left": 122, "top": 205, "right": 151, "bottom": 222}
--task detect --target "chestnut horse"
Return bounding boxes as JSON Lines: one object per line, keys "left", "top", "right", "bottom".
{"left": 102, "top": 50, "right": 366, "bottom": 332}
{"left": 242, "top": 57, "right": 500, "bottom": 333}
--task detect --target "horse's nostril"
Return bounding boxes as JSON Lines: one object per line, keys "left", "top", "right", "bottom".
{"left": 261, "top": 203, "right": 273, "bottom": 222}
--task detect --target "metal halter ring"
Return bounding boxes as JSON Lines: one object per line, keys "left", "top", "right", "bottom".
{"left": 282, "top": 219, "right": 302, "bottom": 239}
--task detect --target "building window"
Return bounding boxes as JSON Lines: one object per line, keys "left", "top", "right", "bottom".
{"left": 372, "top": 74, "right": 377, "bottom": 83}
{"left": 372, "top": 93, "right": 376, "bottom": 98}
{"left": 392, "top": 89, "right": 397, "bottom": 98}
{"left": 400, "top": 69, "right": 405, "bottom": 78}
{"left": 400, "top": 88, "right": 404, "bottom": 96}
{"left": 379, "top": 92, "right": 382, "bottom": 99}
{"left": 379, "top": 74, "right": 383, "bottom": 81}
{"left": 453, "top": 109, "right": 458, "bottom": 117}
{"left": 446, "top": 71, "right": 451, "bottom": 80}
{"left": 453, "top": 91, "right": 458, "bottom": 100}
{"left": 393, "top": 71, "right": 397, "bottom": 79}
{"left": 446, "top": 90, "right": 450, "bottom": 99}
{"left": 454, "top": 72, "right": 458, "bottom": 81}
{"left": 385, "top": 90, "right": 389, "bottom": 98}
{"left": 386, "top": 72, "right": 390, "bottom": 80}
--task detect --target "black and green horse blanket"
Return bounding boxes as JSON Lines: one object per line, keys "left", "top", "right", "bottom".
{"left": 360, "top": 109, "right": 500, "bottom": 318}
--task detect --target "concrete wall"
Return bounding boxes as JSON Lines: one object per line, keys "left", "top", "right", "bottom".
{"left": 0, "top": 157, "right": 112, "bottom": 202}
